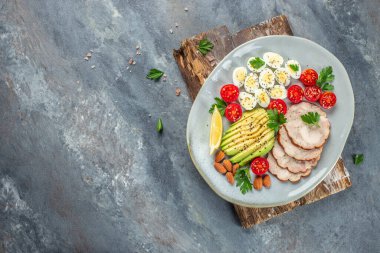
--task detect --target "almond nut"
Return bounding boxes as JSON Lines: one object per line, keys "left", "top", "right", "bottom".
{"left": 232, "top": 164, "right": 239, "bottom": 175}
{"left": 263, "top": 174, "right": 271, "bottom": 188}
{"left": 226, "top": 172, "right": 234, "bottom": 185}
{"left": 214, "top": 162, "right": 227, "bottom": 174}
{"left": 223, "top": 159, "right": 232, "bottom": 172}
{"left": 214, "top": 150, "right": 225, "bottom": 163}
{"left": 253, "top": 176, "right": 263, "bottom": 190}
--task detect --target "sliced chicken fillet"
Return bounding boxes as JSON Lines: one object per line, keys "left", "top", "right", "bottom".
{"left": 272, "top": 140, "right": 317, "bottom": 173}
{"left": 268, "top": 152, "right": 311, "bottom": 183}
{"left": 285, "top": 102, "right": 330, "bottom": 149}
{"left": 278, "top": 127, "right": 323, "bottom": 161}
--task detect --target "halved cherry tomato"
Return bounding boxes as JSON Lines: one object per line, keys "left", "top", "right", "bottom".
{"left": 268, "top": 99, "right": 287, "bottom": 114}
{"left": 250, "top": 157, "right": 269, "bottom": 175}
{"left": 287, "top": 85, "right": 304, "bottom": 104}
{"left": 220, "top": 84, "right": 239, "bottom": 103}
{"left": 225, "top": 103, "right": 242, "bottom": 122}
{"left": 319, "top": 92, "right": 337, "bottom": 109}
{"left": 304, "top": 86, "right": 322, "bottom": 102}
{"left": 300, "top": 69, "right": 318, "bottom": 86}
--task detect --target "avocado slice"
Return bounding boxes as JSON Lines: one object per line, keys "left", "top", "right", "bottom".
{"left": 226, "top": 110, "right": 266, "bottom": 134}
{"left": 230, "top": 129, "right": 274, "bottom": 164}
{"left": 223, "top": 128, "right": 273, "bottom": 156}
{"left": 221, "top": 124, "right": 269, "bottom": 150}
{"left": 221, "top": 116, "right": 268, "bottom": 144}
{"left": 238, "top": 138, "right": 275, "bottom": 166}
{"left": 230, "top": 108, "right": 265, "bottom": 126}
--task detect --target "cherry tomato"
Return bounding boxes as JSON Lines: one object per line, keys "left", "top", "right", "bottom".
{"left": 300, "top": 69, "right": 318, "bottom": 86}
{"left": 220, "top": 84, "right": 239, "bottom": 103}
{"left": 287, "top": 85, "right": 304, "bottom": 104}
{"left": 304, "top": 86, "right": 322, "bottom": 102}
{"left": 225, "top": 103, "right": 242, "bottom": 122}
{"left": 250, "top": 157, "right": 269, "bottom": 175}
{"left": 268, "top": 99, "right": 288, "bottom": 114}
{"left": 319, "top": 92, "right": 337, "bottom": 109}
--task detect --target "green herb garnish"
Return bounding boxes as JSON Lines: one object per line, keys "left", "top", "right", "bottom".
{"left": 317, "top": 66, "right": 335, "bottom": 91}
{"left": 209, "top": 97, "right": 227, "bottom": 115}
{"left": 301, "top": 112, "right": 320, "bottom": 127}
{"left": 235, "top": 167, "right": 252, "bottom": 194}
{"left": 353, "top": 154, "right": 364, "bottom": 165}
{"left": 156, "top": 118, "right": 163, "bottom": 133}
{"left": 147, "top": 68, "right": 164, "bottom": 81}
{"left": 267, "top": 109, "right": 287, "bottom": 133}
{"left": 289, "top": 63, "right": 299, "bottom": 72}
{"left": 198, "top": 38, "right": 214, "bottom": 55}
{"left": 249, "top": 57, "right": 265, "bottom": 70}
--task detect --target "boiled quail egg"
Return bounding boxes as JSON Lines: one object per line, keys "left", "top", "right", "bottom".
{"left": 232, "top": 67, "right": 247, "bottom": 88}
{"left": 285, "top": 60, "right": 302, "bottom": 79}
{"left": 259, "top": 68, "right": 275, "bottom": 89}
{"left": 244, "top": 73, "right": 259, "bottom": 93}
{"left": 238, "top": 92, "right": 257, "bottom": 110}
{"left": 255, "top": 89, "right": 271, "bottom": 108}
{"left": 274, "top": 68, "right": 291, "bottom": 86}
{"left": 269, "top": 85, "right": 287, "bottom": 99}
{"left": 263, "top": 52, "right": 284, "bottom": 69}
{"left": 246, "top": 57, "right": 266, "bottom": 73}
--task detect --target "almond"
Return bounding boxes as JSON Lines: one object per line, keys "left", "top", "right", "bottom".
{"left": 222, "top": 159, "right": 232, "bottom": 172}
{"left": 253, "top": 176, "right": 263, "bottom": 190}
{"left": 214, "top": 150, "right": 225, "bottom": 163}
{"left": 263, "top": 174, "right": 271, "bottom": 188}
{"left": 214, "top": 162, "right": 227, "bottom": 174}
{"left": 226, "top": 172, "right": 234, "bottom": 185}
{"left": 232, "top": 164, "right": 239, "bottom": 175}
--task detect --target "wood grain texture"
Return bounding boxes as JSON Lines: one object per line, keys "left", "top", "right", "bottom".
{"left": 173, "top": 15, "right": 352, "bottom": 228}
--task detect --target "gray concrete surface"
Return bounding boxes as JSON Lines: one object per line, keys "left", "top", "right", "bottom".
{"left": 0, "top": 0, "right": 379, "bottom": 252}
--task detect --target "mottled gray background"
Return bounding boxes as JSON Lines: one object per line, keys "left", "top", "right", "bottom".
{"left": 0, "top": 0, "right": 379, "bottom": 252}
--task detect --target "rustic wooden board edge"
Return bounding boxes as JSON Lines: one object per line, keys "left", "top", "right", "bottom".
{"left": 173, "top": 14, "right": 352, "bottom": 228}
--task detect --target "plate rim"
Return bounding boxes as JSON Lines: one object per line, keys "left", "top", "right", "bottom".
{"left": 186, "top": 35, "right": 355, "bottom": 208}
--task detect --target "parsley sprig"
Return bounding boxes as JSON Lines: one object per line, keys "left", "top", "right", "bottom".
{"left": 209, "top": 97, "right": 227, "bottom": 115}
{"left": 317, "top": 66, "right": 335, "bottom": 91}
{"left": 353, "top": 154, "right": 364, "bottom": 165}
{"left": 301, "top": 112, "right": 320, "bottom": 127}
{"left": 146, "top": 68, "right": 164, "bottom": 81}
{"left": 235, "top": 167, "right": 252, "bottom": 194}
{"left": 267, "top": 109, "right": 287, "bottom": 133}
{"left": 198, "top": 38, "right": 214, "bottom": 55}
{"left": 289, "top": 63, "right": 299, "bottom": 72}
{"left": 249, "top": 57, "right": 265, "bottom": 70}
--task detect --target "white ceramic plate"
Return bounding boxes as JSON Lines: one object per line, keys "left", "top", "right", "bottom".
{"left": 186, "top": 36, "right": 354, "bottom": 207}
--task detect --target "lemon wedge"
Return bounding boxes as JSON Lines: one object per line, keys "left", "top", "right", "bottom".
{"left": 209, "top": 106, "right": 223, "bottom": 155}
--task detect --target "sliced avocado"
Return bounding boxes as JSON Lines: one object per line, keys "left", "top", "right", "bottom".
{"left": 226, "top": 110, "right": 266, "bottom": 134}
{"left": 221, "top": 116, "right": 268, "bottom": 144}
{"left": 238, "top": 138, "right": 275, "bottom": 166}
{"left": 221, "top": 124, "right": 269, "bottom": 150}
{"left": 230, "top": 129, "right": 274, "bottom": 164}
{"left": 223, "top": 128, "right": 273, "bottom": 156}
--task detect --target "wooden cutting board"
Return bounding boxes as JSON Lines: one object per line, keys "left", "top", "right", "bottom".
{"left": 173, "top": 15, "right": 352, "bottom": 228}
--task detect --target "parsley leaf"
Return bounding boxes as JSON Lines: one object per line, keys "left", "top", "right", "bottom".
{"left": 320, "top": 83, "right": 334, "bottom": 91}
{"left": 249, "top": 57, "right": 265, "bottom": 70}
{"left": 198, "top": 38, "right": 214, "bottom": 55}
{"left": 146, "top": 68, "right": 164, "bottom": 81}
{"left": 234, "top": 167, "right": 252, "bottom": 194}
{"left": 353, "top": 154, "right": 364, "bottom": 165}
{"left": 156, "top": 118, "right": 163, "bottom": 133}
{"left": 317, "top": 66, "right": 335, "bottom": 91}
{"left": 289, "top": 63, "right": 299, "bottom": 72}
{"left": 209, "top": 97, "right": 227, "bottom": 115}
{"left": 301, "top": 112, "right": 320, "bottom": 127}
{"left": 267, "top": 109, "right": 287, "bottom": 133}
